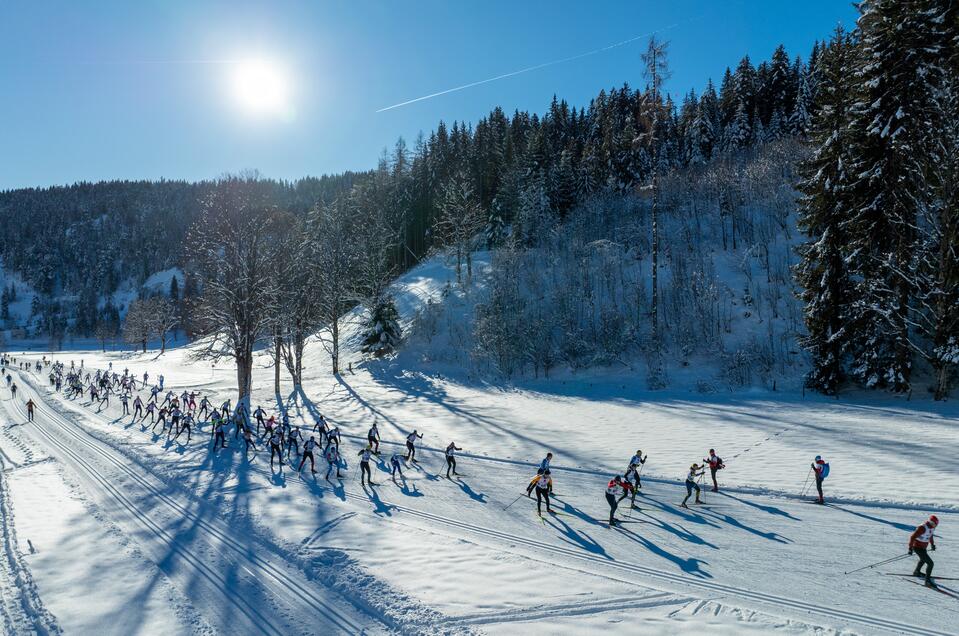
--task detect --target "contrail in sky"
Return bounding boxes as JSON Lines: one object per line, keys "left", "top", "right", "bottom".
{"left": 376, "top": 17, "right": 700, "bottom": 113}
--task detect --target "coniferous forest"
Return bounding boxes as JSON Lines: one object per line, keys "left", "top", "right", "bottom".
{"left": 1, "top": 0, "right": 956, "bottom": 398}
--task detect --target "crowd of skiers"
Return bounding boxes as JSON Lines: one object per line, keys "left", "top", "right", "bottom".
{"left": 1, "top": 353, "right": 945, "bottom": 589}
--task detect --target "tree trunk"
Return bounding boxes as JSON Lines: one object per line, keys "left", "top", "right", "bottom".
{"left": 331, "top": 319, "right": 340, "bottom": 375}
{"left": 651, "top": 168, "right": 659, "bottom": 348}
{"left": 141, "top": 339, "right": 147, "bottom": 353}
{"left": 274, "top": 335, "right": 281, "bottom": 394}
{"left": 236, "top": 350, "right": 253, "bottom": 407}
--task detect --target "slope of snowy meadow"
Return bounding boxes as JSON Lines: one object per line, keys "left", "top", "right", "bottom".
{"left": 2, "top": 255, "right": 958, "bottom": 635}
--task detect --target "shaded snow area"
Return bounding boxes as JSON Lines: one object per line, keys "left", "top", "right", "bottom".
{"left": 1, "top": 256, "right": 957, "bottom": 635}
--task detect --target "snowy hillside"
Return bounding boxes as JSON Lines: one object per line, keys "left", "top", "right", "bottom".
{"left": 1, "top": 254, "right": 957, "bottom": 635}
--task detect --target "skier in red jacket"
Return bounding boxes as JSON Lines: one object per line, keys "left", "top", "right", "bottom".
{"left": 909, "top": 515, "right": 939, "bottom": 587}
{"left": 704, "top": 449, "right": 725, "bottom": 492}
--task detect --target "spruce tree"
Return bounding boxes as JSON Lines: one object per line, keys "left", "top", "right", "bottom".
{"left": 795, "top": 26, "right": 855, "bottom": 394}
{"left": 844, "top": 0, "right": 948, "bottom": 391}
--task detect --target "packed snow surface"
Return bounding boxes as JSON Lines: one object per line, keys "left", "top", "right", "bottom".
{"left": 1, "top": 256, "right": 957, "bottom": 635}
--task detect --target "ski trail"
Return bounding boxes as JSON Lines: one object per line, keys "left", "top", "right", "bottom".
{"left": 0, "top": 454, "right": 62, "bottom": 635}
{"left": 9, "top": 373, "right": 380, "bottom": 636}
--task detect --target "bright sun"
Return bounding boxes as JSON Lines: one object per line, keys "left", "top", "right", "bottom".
{"left": 231, "top": 59, "right": 290, "bottom": 118}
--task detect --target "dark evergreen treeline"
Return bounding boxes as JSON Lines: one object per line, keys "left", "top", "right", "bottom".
{"left": 797, "top": 0, "right": 958, "bottom": 399}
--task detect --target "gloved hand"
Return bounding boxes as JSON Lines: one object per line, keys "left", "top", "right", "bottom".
{"left": 908, "top": 548, "right": 914, "bottom": 555}
{"left": 931, "top": 545, "right": 936, "bottom": 551}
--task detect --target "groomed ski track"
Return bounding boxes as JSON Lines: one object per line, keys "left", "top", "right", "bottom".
{"left": 4, "top": 372, "right": 382, "bottom": 636}
{"left": 9, "top": 367, "right": 954, "bottom": 636}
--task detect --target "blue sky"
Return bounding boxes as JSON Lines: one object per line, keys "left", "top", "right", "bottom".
{"left": 0, "top": 1, "right": 857, "bottom": 190}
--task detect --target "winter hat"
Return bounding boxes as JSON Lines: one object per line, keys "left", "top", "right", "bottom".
{"left": 930, "top": 515, "right": 939, "bottom": 526}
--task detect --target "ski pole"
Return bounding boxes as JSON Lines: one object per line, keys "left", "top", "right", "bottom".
{"left": 843, "top": 553, "right": 912, "bottom": 575}
{"left": 801, "top": 467, "right": 812, "bottom": 497}
{"left": 503, "top": 493, "right": 525, "bottom": 511}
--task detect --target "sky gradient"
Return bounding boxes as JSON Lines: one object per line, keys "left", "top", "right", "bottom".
{"left": 0, "top": 1, "right": 858, "bottom": 190}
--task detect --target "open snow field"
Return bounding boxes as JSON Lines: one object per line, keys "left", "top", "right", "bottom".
{"left": 2, "top": 261, "right": 958, "bottom": 635}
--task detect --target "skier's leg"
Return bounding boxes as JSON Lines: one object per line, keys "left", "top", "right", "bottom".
{"left": 535, "top": 488, "right": 543, "bottom": 514}
{"left": 711, "top": 468, "right": 718, "bottom": 491}
{"left": 544, "top": 489, "right": 551, "bottom": 513}
{"left": 446, "top": 456, "right": 453, "bottom": 478}
{"left": 606, "top": 493, "right": 617, "bottom": 523}
{"left": 816, "top": 477, "right": 824, "bottom": 503}
{"left": 298, "top": 454, "right": 306, "bottom": 471}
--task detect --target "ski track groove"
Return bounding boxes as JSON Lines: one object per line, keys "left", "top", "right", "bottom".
{"left": 18, "top": 368, "right": 952, "bottom": 636}
{"left": 10, "top": 373, "right": 370, "bottom": 636}
{"left": 0, "top": 450, "right": 63, "bottom": 635}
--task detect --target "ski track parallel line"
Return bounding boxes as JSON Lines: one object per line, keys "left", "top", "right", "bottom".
{"left": 13, "top": 376, "right": 364, "bottom": 635}
{"left": 24, "top": 369, "right": 948, "bottom": 636}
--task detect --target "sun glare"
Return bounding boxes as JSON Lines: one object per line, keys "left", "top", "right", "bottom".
{"left": 231, "top": 59, "right": 291, "bottom": 118}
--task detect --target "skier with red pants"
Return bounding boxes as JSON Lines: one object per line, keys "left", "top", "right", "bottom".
{"left": 909, "top": 515, "right": 939, "bottom": 587}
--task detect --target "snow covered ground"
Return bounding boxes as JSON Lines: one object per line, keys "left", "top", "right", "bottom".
{"left": 2, "top": 257, "right": 958, "bottom": 635}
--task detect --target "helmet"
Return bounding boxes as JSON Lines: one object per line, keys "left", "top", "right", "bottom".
{"left": 930, "top": 515, "right": 939, "bottom": 526}
{"left": 613, "top": 475, "right": 621, "bottom": 481}
{"left": 815, "top": 455, "right": 822, "bottom": 461}
{"left": 691, "top": 463, "right": 699, "bottom": 469}
{"left": 536, "top": 468, "right": 545, "bottom": 475}
{"left": 636, "top": 449, "right": 642, "bottom": 454}
{"left": 544, "top": 469, "right": 551, "bottom": 476}
{"left": 709, "top": 449, "right": 715, "bottom": 453}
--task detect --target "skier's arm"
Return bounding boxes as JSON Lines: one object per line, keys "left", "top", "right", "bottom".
{"left": 908, "top": 525, "right": 923, "bottom": 550}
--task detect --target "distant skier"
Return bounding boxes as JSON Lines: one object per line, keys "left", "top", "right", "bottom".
{"left": 704, "top": 449, "right": 725, "bottom": 492}
{"left": 120, "top": 392, "right": 129, "bottom": 415}
{"left": 287, "top": 426, "right": 303, "bottom": 460}
{"left": 539, "top": 452, "right": 553, "bottom": 472}
{"left": 175, "top": 413, "right": 193, "bottom": 444}
{"left": 298, "top": 436, "right": 318, "bottom": 473}
{"left": 242, "top": 427, "right": 257, "bottom": 456}
{"left": 445, "top": 442, "right": 462, "bottom": 478}
{"left": 390, "top": 452, "right": 404, "bottom": 481}
{"left": 25, "top": 399, "right": 35, "bottom": 422}
{"left": 811, "top": 456, "right": 829, "bottom": 504}
{"left": 628, "top": 450, "right": 646, "bottom": 489}
{"left": 253, "top": 405, "right": 266, "bottom": 435}
{"left": 405, "top": 430, "right": 423, "bottom": 462}
{"left": 212, "top": 418, "right": 227, "bottom": 451}
{"left": 357, "top": 445, "right": 375, "bottom": 486}
{"left": 367, "top": 423, "right": 380, "bottom": 454}
{"left": 326, "top": 425, "right": 341, "bottom": 451}
{"left": 325, "top": 444, "right": 342, "bottom": 480}
{"left": 909, "top": 515, "right": 939, "bottom": 587}
{"left": 133, "top": 395, "right": 144, "bottom": 420}
{"left": 623, "top": 463, "right": 640, "bottom": 508}
{"left": 269, "top": 431, "right": 284, "bottom": 468}
{"left": 10, "top": 382, "right": 17, "bottom": 398}
{"left": 529, "top": 469, "right": 553, "bottom": 515}
{"left": 605, "top": 475, "right": 633, "bottom": 525}
{"left": 527, "top": 468, "right": 545, "bottom": 497}
{"left": 681, "top": 463, "right": 705, "bottom": 508}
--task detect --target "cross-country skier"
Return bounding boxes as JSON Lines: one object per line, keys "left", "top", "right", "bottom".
{"left": 681, "top": 463, "right": 705, "bottom": 508}
{"left": 704, "top": 449, "right": 725, "bottom": 492}
{"left": 313, "top": 414, "right": 329, "bottom": 444}
{"left": 198, "top": 396, "right": 210, "bottom": 420}
{"left": 606, "top": 475, "right": 634, "bottom": 525}
{"left": 120, "top": 393, "right": 129, "bottom": 415}
{"left": 529, "top": 470, "right": 553, "bottom": 515}
{"left": 390, "top": 452, "right": 404, "bottom": 481}
{"left": 357, "top": 445, "right": 375, "bottom": 486}
{"left": 628, "top": 450, "right": 646, "bottom": 489}
{"left": 623, "top": 463, "right": 641, "bottom": 508}
{"left": 212, "top": 417, "right": 227, "bottom": 451}
{"left": 269, "top": 430, "right": 284, "bottom": 468}
{"left": 326, "top": 425, "right": 341, "bottom": 451}
{"left": 405, "top": 430, "right": 423, "bottom": 462}
{"left": 253, "top": 405, "right": 266, "bottom": 435}
{"left": 539, "top": 452, "right": 553, "bottom": 472}
{"left": 9, "top": 382, "right": 15, "bottom": 399}
{"left": 298, "top": 436, "right": 318, "bottom": 473}
{"left": 287, "top": 426, "right": 303, "bottom": 460}
{"left": 158, "top": 374, "right": 164, "bottom": 390}
{"left": 142, "top": 371, "right": 149, "bottom": 389}
{"left": 25, "top": 399, "right": 35, "bottom": 422}
{"left": 133, "top": 395, "right": 143, "bottom": 420}
{"left": 145, "top": 401, "right": 156, "bottom": 423}
{"left": 909, "top": 515, "right": 939, "bottom": 587}
{"left": 811, "top": 456, "right": 829, "bottom": 504}
{"left": 367, "top": 423, "right": 380, "bottom": 454}
{"left": 240, "top": 426, "right": 256, "bottom": 456}
{"left": 325, "top": 443, "right": 342, "bottom": 480}
{"left": 175, "top": 413, "right": 193, "bottom": 444}
{"left": 527, "top": 468, "right": 545, "bottom": 497}
{"left": 445, "top": 442, "right": 462, "bottom": 478}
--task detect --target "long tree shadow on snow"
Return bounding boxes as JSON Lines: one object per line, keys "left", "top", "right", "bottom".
{"left": 612, "top": 524, "right": 712, "bottom": 578}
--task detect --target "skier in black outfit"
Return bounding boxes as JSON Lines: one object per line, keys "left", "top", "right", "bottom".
{"left": 909, "top": 515, "right": 939, "bottom": 586}
{"left": 367, "top": 423, "right": 380, "bottom": 454}
{"left": 528, "top": 470, "right": 553, "bottom": 515}
{"left": 357, "top": 445, "right": 375, "bottom": 485}
{"left": 269, "top": 431, "right": 284, "bottom": 468}
{"left": 298, "top": 436, "right": 318, "bottom": 473}
{"left": 605, "top": 475, "right": 633, "bottom": 525}
{"left": 25, "top": 399, "right": 35, "bottom": 422}
{"left": 390, "top": 452, "right": 404, "bottom": 481}
{"left": 405, "top": 430, "right": 423, "bottom": 462}
{"left": 445, "top": 442, "right": 462, "bottom": 478}
{"left": 325, "top": 444, "right": 342, "bottom": 480}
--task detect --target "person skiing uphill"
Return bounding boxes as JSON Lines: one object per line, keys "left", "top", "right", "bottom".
{"left": 269, "top": 431, "right": 284, "bottom": 468}
{"left": 406, "top": 430, "right": 423, "bottom": 462}
{"left": 909, "top": 515, "right": 939, "bottom": 586}
{"left": 445, "top": 442, "right": 462, "bottom": 478}
{"left": 357, "top": 445, "right": 375, "bottom": 486}
{"left": 539, "top": 452, "right": 553, "bottom": 472}
{"left": 681, "top": 463, "right": 705, "bottom": 508}
{"left": 325, "top": 444, "right": 342, "bottom": 480}
{"left": 606, "top": 475, "right": 633, "bottom": 525}
{"left": 298, "top": 436, "right": 318, "bottom": 473}
{"left": 811, "top": 456, "right": 829, "bottom": 504}
{"left": 390, "top": 452, "right": 404, "bottom": 481}
{"left": 704, "top": 449, "right": 725, "bottom": 492}
{"left": 628, "top": 450, "right": 646, "bottom": 489}
{"left": 25, "top": 398, "right": 35, "bottom": 422}
{"left": 528, "top": 470, "right": 553, "bottom": 515}
{"left": 623, "top": 463, "right": 641, "bottom": 508}
{"left": 368, "top": 423, "right": 380, "bottom": 454}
